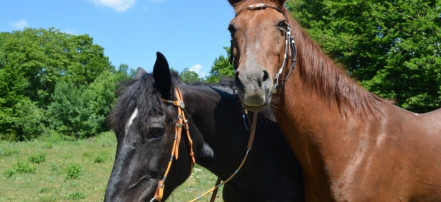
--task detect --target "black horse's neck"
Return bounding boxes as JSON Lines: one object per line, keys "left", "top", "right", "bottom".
{"left": 178, "top": 83, "right": 248, "bottom": 177}
{"left": 172, "top": 82, "right": 304, "bottom": 201}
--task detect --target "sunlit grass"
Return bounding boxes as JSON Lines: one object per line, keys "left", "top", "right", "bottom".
{"left": 0, "top": 132, "right": 222, "bottom": 201}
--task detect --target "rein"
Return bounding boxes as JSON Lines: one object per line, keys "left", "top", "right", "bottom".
{"left": 151, "top": 88, "right": 259, "bottom": 202}
{"left": 188, "top": 111, "right": 257, "bottom": 202}
{"left": 231, "top": 3, "right": 297, "bottom": 93}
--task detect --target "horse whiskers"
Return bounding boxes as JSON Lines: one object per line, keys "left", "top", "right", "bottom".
{"left": 128, "top": 175, "right": 152, "bottom": 190}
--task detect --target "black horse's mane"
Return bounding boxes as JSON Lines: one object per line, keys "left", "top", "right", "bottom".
{"left": 107, "top": 73, "right": 172, "bottom": 135}
{"left": 107, "top": 72, "right": 235, "bottom": 135}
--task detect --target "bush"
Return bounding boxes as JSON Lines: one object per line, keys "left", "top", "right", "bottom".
{"left": 93, "top": 152, "right": 108, "bottom": 163}
{"left": 4, "top": 161, "right": 36, "bottom": 177}
{"left": 65, "top": 163, "right": 82, "bottom": 180}
{"left": 4, "top": 168, "right": 16, "bottom": 178}
{"left": 47, "top": 82, "right": 99, "bottom": 138}
{"left": 14, "top": 161, "right": 36, "bottom": 173}
{"left": 0, "top": 98, "right": 44, "bottom": 141}
{"left": 47, "top": 70, "right": 123, "bottom": 139}
{"left": 12, "top": 99, "right": 45, "bottom": 140}
{"left": 28, "top": 153, "right": 46, "bottom": 164}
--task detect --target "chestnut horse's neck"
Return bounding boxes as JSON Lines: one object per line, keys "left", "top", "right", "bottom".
{"left": 271, "top": 17, "right": 391, "bottom": 200}
{"left": 260, "top": 4, "right": 441, "bottom": 201}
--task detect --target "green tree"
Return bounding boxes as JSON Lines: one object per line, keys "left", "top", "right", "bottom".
{"left": 287, "top": 0, "right": 441, "bottom": 112}
{"left": 118, "top": 64, "right": 130, "bottom": 77}
{"left": 11, "top": 98, "right": 45, "bottom": 140}
{"left": 0, "top": 28, "right": 125, "bottom": 140}
{"left": 206, "top": 47, "right": 234, "bottom": 83}
{"left": 87, "top": 70, "right": 127, "bottom": 131}
{"left": 179, "top": 68, "right": 203, "bottom": 83}
{"left": 47, "top": 81, "right": 96, "bottom": 138}
{"left": 46, "top": 71, "right": 126, "bottom": 139}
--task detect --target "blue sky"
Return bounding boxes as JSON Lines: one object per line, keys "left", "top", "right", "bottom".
{"left": 0, "top": 0, "right": 235, "bottom": 77}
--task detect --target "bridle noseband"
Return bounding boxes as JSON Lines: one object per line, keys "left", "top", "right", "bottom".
{"left": 230, "top": 3, "right": 297, "bottom": 93}
{"left": 150, "top": 88, "right": 196, "bottom": 202}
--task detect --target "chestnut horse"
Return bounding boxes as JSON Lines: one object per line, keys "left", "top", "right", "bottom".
{"left": 228, "top": 0, "right": 441, "bottom": 201}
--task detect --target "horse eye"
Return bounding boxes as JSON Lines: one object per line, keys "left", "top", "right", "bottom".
{"left": 277, "top": 20, "right": 288, "bottom": 30}
{"left": 147, "top": 127, "right": 165, "bottom": 142}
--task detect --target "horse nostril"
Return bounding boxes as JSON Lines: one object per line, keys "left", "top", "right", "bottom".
{"left": 262, "top": 70, "right": 269, "bottom": 82}
{"left": 234, "top": 71, "right": 244, "bottom": 91}
{"left": 234, "top": 71, "right": 240, "bottom": 83}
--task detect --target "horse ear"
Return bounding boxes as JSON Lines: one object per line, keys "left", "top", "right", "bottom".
{"left": 276, "top": 0, "right": 286, "bottom": 8}
{"left": 153, "top": 52, "right": 173, "bottom": 99}
{"left": 134, "top": 67, "right": 146, "bottom": 79}
{"left": 272, "top": 0, "right": 286, "bottom": 7}
{"left": 228, "top": 0, "right": 242, "bottom": 7}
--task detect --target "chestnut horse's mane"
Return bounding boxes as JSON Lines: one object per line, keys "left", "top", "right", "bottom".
{"left": 236, "top": 0, "right": 386, "bottom": 117}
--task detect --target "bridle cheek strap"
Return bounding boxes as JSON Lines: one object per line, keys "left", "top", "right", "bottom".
{"left": 173, "top": 88, "right": 196, "bottom": 167}
{"left": 232, "top": 3, "right": 297, "bottom": 93}
{"left": 151, "top": 88, "right": 195, "bottom": 202}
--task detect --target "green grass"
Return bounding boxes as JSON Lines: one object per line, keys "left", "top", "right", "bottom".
{"left": 0, "top": 132, "right": 223, "bottom": 201}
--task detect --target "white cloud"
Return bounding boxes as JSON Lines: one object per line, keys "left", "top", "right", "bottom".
{"left": 11, "top": 19, "right": 28, "bottom": 30}
{"left": 189, "top": 64, "right": 202, "bottom": 73}
{"left": 88, "top": 0, "right": 136, "bottom": 12}
{"left": 189, "top": 64, "right": 208, "bottom": 77}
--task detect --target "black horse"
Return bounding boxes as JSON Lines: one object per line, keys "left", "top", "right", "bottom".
{"left": 104, "top": 52, "right": 303, "bottom": 202}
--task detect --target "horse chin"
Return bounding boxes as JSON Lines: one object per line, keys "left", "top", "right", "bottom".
{"left": 238, "top": 91, "right": 271, "bottom": 112}
{"left": 243, "top": 103, "right": 269, "bottom": 112}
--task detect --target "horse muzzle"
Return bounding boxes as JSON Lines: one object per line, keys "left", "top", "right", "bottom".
{"left": 234, "top": 68, "right": 272, "bottom": 112}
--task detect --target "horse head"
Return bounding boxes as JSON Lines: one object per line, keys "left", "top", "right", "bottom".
{"left": 228, "top": 0, "right": 295, "bottom": 112}
{"left": 105, "top": 52, "right": 193, "bottom": 201}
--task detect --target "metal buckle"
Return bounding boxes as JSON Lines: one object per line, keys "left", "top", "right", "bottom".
{"left": 179, "top": 101, "right": 185, "bottom": 109}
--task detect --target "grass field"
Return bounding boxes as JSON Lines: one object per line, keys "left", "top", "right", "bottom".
{"left": 0, "top": 132, "right": 222, "bottom": 201}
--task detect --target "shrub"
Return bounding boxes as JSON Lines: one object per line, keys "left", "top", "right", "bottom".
{"left": 93, "top": 152, "right": 108, "bottom": 163}
{"left": 0, "top": 98, "right": 44, "bottom": 141}
{"left": 47, "top": 71, "right": 124, "bottom": 139}
{"left": 4, "top": 168, "right": 16, "bottom": 178}
{"left": 65, "top": 163, "right": 82, "bottom": 180}
{"left": 12, "top": 99, "right": 45, "bottom": 140}
{"left": 47, "top": 82, "right": 100, "bottom": 139}
{"left": 28, "top": 153, "right": 46, "bottom": 164}
{"left": 5, "top": 161, "right": 36, "bottom": 177}
{"left": 14, "top": 161, "right": 36, "bottom": 173}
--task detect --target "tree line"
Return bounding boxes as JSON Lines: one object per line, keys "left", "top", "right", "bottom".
{"left": 286, "top": 0, "right": 441, "bottom": 112}
{"left": 1, "top": 0, "right": 440, "bottom": 141}
{"left": 0, "top": 28, "right": 130, "bottom": 141}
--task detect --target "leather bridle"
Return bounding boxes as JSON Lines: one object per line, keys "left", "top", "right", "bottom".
{"left": 150, "top": 87, "right": 258, "bottom": 202}
{"left": 150, "top": 88, "right": 196, "bottom": 202}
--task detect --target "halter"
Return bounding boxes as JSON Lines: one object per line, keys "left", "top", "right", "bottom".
{"left": 231, "top": 3, "right": 297, "bottom": 93}
{"left": 150, "top": 88, "right": 196, "bottom": 202}
{"left": 272, "top": 24, "right": 296, "bottom": 93}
